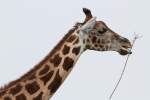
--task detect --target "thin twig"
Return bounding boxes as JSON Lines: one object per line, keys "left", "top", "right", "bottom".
{"left": 109, "top": 33, "right": 142, "bottom": 100}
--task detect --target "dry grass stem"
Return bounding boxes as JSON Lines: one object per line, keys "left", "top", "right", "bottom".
{"left": 109, "top": 33, "right": 142, "bottom": 100}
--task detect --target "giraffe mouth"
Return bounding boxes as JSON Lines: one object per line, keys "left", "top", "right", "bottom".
{"left": 119, "top": 46, "right": 132, "bottom": 55}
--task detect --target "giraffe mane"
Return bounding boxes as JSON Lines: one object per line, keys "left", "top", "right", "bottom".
{"left": 0, "top": 7, "right": 92, "bottom": 95}
{"left": 0, "top": 24, "right": 79, "bottom": 94}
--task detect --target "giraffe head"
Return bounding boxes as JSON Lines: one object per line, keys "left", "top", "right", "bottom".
{"left": 79, "top": 8, "right": 132, "bottom": 55}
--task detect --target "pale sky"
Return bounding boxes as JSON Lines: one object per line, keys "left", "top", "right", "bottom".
{"left": 0, "top": 0, "right": 149, "bottom": 100}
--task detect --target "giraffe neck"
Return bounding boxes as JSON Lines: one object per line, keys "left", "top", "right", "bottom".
{"left": 0, "top": 25, "right": 84, "bottom": 100}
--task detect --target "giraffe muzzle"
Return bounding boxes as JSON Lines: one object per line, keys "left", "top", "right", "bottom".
{"left": 119, "top": 46, "right": 132, "bottom": 55}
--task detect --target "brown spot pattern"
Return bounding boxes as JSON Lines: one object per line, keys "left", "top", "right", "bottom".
{"left": 28, "top": 73, "right": 36, "bottom": 80}
{"left": 99, "top": 44, "right": 104, "bottom": 48}
{"left": 63, "top": 57, "right": 74, "bottom": 71}
{"left": 16, "top": 94, "right": 26, "bottom": 100}
{"left": 92, "top": 36, "right": 97, "bottom": 43}
{"left": 97, "top": 39, "right": 100, "bottom": 43}
{"left": 40, "top": 71, "right": 54, "bottom": 85}
{"left": 86, "top": 45, "right": 91, "bottom": 49}
{"left": 39, "top": 65, "right": 50, "bottom": 76}
{"left": 48, "top": 70, "right": 62, "bottom": 94}
{"left": 83, "top": 39, "right": 86, "bottom": 43}
{"left": 25, "top": 81, "right": 40, "bottom": 95}
{"left": 0, "top": 90, "right": 6, "bottom": 97}
{"left": 87, "top": 39, "right": 90, "bottom": 43}
{"left": 72, "top": 47, "right": 81, "bottom": 55}
{"left": 66, "top": 35, "right": 76, "bottom": 43}
{"left": 101, "top": 39, "right": 105, "bottom": 44}
{"left": 94, "top": 44, "right": 98, "bottom": 47}
{"left": 33, "top": 92, "right": 43, "bottom": 100}
{"left": 73, "top": 38, "right": 79, "bottom": 45}
{"left": 3, "top": 96, "right": 12, "bottom": 100}
{"left": 50, "top": 54, "right": 62, "bottom": 67}
{"left": 9, "top": 84, "right": 22, "bottom": 95}
{"left": 0, "top": 24, "right": 78, "bottom": 94}
{"left": 62, "top": 45, "right": 70, "bottom": 55}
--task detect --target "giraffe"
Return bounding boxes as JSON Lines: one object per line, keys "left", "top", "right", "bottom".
{"left": 0, "top": 8, "right": 132, "bottom": 100}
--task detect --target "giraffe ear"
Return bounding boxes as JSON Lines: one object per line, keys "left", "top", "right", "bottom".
{"left": 80, "top": 17, "right": 96, "bottom": 33}
{"left": 83, "top": 8, "right": 93, "bottom": 23}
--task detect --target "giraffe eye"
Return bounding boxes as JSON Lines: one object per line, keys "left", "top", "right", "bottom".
{"left": 98, "top": 28, "right": 107, "bottom": 34}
